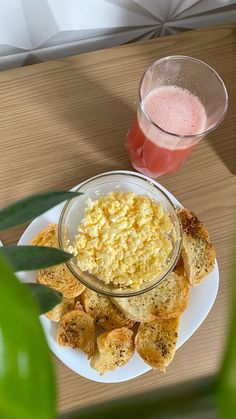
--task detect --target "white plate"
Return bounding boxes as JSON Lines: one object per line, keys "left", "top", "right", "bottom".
{"left": 17, "top": 170, "right": 219, "bottom": 383}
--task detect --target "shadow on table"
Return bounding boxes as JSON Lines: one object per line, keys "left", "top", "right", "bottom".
{"left": 34, "top": 60, "right": 236, "bottom": 180}
{"left": 207, "top": 110, "right": 236, "bottom": 175}
{"left": 35, "top": 62, "right": 135, "bottom": 183}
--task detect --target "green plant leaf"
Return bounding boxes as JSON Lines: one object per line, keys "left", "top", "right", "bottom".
{"left": 0, "top": 254, "right": 56, "bottom": 419}
{"left": 60, "top": 376, "right": 217, "bottom": 419}
{"left": 216, "top": 238, "right": 236, "bottom": 419}
{"left": 0, "top": 191, "right": 81, "bottom": 230}
{"left": 26, "top": 283, "right": 62, "bottom": 315}
{"left": 0, "top": 246, "right": 73, "bottom": 271}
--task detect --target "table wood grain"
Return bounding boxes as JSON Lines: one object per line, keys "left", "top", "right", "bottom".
{"left": 0, "top": 23, "right": 236, "bottom": 414}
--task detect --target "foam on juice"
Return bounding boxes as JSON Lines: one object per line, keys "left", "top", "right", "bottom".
{"left": 143, "top": 85, "right": 207, "bottom": 137}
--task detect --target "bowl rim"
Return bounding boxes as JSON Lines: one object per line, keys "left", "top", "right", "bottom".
{"left": 58, "top": 170, "right": 183, "bottom": 297}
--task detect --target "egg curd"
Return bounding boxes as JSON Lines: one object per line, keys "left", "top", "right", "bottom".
{"left": 71, "top": 192, "right": 174, "bottom": 288}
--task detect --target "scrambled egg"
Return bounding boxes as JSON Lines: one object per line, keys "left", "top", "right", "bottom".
{"left": 71, "top": 192, "right": 174, "bottom": 288}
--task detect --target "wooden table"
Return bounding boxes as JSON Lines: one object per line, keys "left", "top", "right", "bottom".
{"left": 1, "top": 23, "right": 235, "bottom": 414}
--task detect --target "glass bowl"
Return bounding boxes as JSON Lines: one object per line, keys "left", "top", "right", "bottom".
{"left": 58, "top": 171, "right": 182, "bottom": 297}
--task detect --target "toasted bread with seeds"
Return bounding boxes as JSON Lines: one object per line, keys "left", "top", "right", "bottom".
{"left": 32, "top": 224, "right": 85, "bottom": 299}
{"left": 46, "top": 297, "right": 75, "bottom": 322}
{"left": 81, "top": 288, "right": 135, "bottom": 330}
{"left": 90, "top": 327, "right": 134, "bottom": 373}
{"left": 177, "top": 208, "right": 215, "bottom": 285}
{"left": 112, "top": 269, "right": 189, "bottom": 322}
{"left": 37, "top": 264, "right": 84, "bottom": 299}
{"left": 135, "top": 317, "right": 179, "bottom": 371}
{"left": 57, "top": 309, "right": 95, "bottom": 358}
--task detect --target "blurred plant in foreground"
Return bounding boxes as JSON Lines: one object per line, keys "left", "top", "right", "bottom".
{"left": 0, "top": 192, "right": 235, "bottom": 419}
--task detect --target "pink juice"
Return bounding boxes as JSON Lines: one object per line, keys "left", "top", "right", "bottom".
{"left": 126, "top": 85, "right": 207, "bottom": 178}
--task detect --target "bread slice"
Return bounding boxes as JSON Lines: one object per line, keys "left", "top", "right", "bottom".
{"left": 81, "top": 288, "right": 135, "bottom": 330}
{"left": 32, "top": 224, "right": 85, "bottom": 299}
{"left": 46, "top": 297, "right": 75, "bottom": 322}
{"left": 37, "top": 264, "right": 84, "bottom": 299}
{"left": 135, "top": 317, "right": 179, "bottom": 371}
{"left": 112, "top": 269, "right": 189, "bottom": 322}
{"left": 74, "top": 300, "right": 84, "bottom": 312}
{"left": 31, "top": 224, "right": 58, "bottom": 247}
{"left": 90, "top": 327, "right": 134, "bottom": 373}
{"left": 177, "top": 208, "right": 215, "bottom": 285}
{"left": 57, "top": 309, "right": 95, "bottom": 358}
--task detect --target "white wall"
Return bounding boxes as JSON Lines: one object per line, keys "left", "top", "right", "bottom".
{"left": 0, "top": 0, "right": 235, "bottom": 70}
